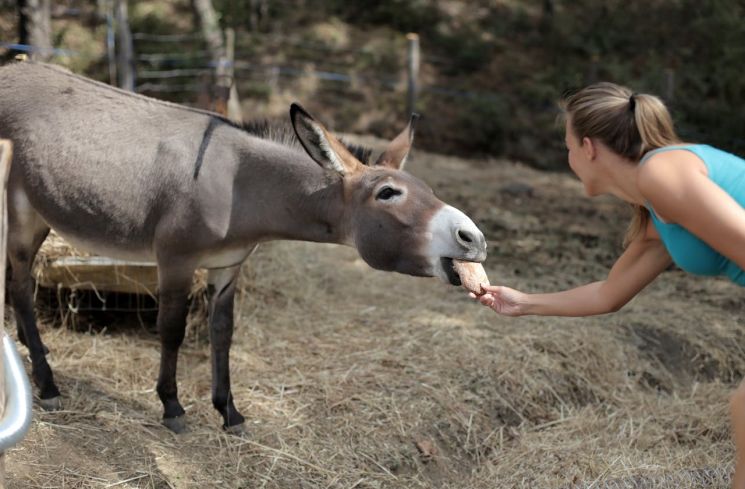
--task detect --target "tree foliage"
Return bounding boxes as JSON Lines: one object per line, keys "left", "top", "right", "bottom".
{"left": 226, "top": 0, "right": 745, "bottom": 168}
{"left": 5, "top": 0, "right": 743, "bottom": 169}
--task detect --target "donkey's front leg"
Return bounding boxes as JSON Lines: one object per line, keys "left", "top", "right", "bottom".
{"left": 155, "top": 266, "right": 194, "bottom": 433}
{"left": 207, "top": 265, "right": 245, "bottom": 432}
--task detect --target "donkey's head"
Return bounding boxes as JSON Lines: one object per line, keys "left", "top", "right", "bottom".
{"left": 290, "top": 103, "right": 486, "bottom": 285}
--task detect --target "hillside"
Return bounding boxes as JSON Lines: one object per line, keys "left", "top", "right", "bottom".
{"left": 2, "top": 0, "right": 744, "bottom": 168}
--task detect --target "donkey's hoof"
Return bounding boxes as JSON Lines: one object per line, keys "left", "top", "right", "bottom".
{"left": 162, "top": 415, "right": 188, "bottom": 434}
{"left": 39, "top": 396, "right": 62, "bottom": 411}
{"left": 224, "top": 422, "right": 248, "bottom": 437}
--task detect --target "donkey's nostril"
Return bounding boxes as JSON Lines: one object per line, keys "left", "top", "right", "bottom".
{"left": 457, "top": 229, "right": 474, "bottom": 243}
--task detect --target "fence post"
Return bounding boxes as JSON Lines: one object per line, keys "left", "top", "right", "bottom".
{"left": 114, "top": 0, "right": 135, "bottom": 91}
{"left": 224, "top": 28, "right": 242, "bottom": 123}
{"left": 18, "top": 0, "right": 52, "bottom": 61}
{"left": 664, "top": 68, "right": 675, "bottom": 102}
{"left": 406, "top": 33, "right": 420, "bottom": 117}
{"left": 587, "top": 53, "right": 599, "bottom": 84}
{"left": 105, "top": 0, "right": 117, "bottom": 86}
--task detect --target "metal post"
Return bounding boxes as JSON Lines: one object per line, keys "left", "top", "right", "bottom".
{"left": 0, "top": 139, "right": 8, "bottom": 485}
{"left": 0, "top": 141, "right": 32, "bottom": 485}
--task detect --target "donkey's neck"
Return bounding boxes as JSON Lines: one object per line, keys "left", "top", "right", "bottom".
{"left": 234, "top": 139, "right": 351, "bottom": 245}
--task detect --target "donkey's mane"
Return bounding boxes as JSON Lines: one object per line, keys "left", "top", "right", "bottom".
{"left": 239, "top": 118, "right": 374, "bottom": 166}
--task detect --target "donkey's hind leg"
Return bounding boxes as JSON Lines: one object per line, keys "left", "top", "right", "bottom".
{"left": 7, "top": 189, "right": 57, "bottom": 409}
{"left": 207, "top": 265, "right": 246, "bottom": 433}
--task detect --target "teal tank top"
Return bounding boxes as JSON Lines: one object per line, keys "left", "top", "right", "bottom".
{"left": 641, "top": 144, "right": 745, "bottom": 286}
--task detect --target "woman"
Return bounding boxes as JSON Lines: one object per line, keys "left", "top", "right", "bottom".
{"left": 474, "top": 82, "right": 745, "bottom": 487}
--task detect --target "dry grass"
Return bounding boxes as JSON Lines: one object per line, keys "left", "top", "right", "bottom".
{"left": 6, "top": 141, "right": 745, "bottom": 488}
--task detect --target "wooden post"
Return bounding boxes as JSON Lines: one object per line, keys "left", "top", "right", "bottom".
{"left": 114, "top": 0, "right": 135, "bottom": 91}
{"left": 224, "top": 28, "right": 242, "bottom": 123}
{"left": 191, "top": 0, "right": 241, "bottom": 121}
{"left": 213, "top": 28, "right": 241, "bottom": 122}
{"left": 267, "top": 65, "right": 279, "bottom": 88}
{"left": 587, "top": 53, "right": 600, "bottom": 84}
{"left": 104, "top": 0, "right": 117, "bottom": 86}
{"left": 664, "top": 68, "right": 675, "bottom": 102}
{"left": 18, "top": 0, "right": 53, "bottom": 61}
{"left": 0, "top": 140, "right": 13, "bottom": 486}
{"left": 406, "top": 33, "right": 420, "bottom": 117}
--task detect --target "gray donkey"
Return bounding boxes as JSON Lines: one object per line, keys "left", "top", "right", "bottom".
{"left": 0, "top": 61, "right": 486, "bottom": 433}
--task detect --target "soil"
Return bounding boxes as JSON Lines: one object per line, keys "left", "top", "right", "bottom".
{"left": 6, "top": 136, "right": 745, "bottom": 488}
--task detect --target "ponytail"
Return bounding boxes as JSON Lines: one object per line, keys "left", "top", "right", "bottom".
{"left": 560, "top": 83, "right": 681, "bottom": 246}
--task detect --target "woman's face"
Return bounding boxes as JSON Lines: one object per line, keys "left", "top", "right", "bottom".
{"left": 564, "top": 119, "right": 596, "bottom": 195}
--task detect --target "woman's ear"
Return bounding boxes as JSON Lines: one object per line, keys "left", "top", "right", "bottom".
{"left": 582, "top": 137, "right": 596, "bottom": 161}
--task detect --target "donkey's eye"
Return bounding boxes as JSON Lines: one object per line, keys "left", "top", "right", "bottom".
{"left": 376, "top": 186, "right": 401, "bottom": 201}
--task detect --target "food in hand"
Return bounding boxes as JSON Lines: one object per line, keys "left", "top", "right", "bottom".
{"left": 453, "top": 260, "right": 490, "bottom": 296}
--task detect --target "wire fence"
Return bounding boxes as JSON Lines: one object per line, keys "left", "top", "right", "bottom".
{"left": 3, "top": 32, "right": 743, "bottom": 154}
{"left": 0, "top": 35, "right": 695, "bottom": 108}
{"left": 0, "top": 42, "right": 76, "bottom": 57}
{"left": 129, "top": 31, "right": 505, "bottom": 109}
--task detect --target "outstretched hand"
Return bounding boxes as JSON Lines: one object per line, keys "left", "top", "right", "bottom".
{"left": 469, "top": 284, "right": 526, "bottom": 317}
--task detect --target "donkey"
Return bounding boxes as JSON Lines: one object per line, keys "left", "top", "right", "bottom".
{"left": 0, "top": 61, "right": 486, "bottom": 433}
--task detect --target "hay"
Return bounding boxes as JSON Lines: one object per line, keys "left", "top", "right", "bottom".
{"left": 564, "top": 466, "right": 731, "bottom": 488}
{"left": 6, "top": 141, "right": 745, "bottom": 488}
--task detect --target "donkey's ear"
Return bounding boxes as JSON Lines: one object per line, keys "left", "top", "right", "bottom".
{"left": 374, "top": 113, "right": 420, "bottom": 170}
{"left": 290, "top": 103, "right": 361, "bottom": 175}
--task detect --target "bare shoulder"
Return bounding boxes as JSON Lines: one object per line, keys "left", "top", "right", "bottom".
{"left": 637, "top": 148, "right": 708, "bottom": 196}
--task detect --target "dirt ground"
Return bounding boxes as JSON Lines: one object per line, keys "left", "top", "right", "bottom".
{"left": 6, "top": 136, "right": 745, "bottom": 488}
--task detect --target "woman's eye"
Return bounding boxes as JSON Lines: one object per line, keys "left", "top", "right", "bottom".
{"left": 376, "top": 186, "right": 401, "bottom": 200}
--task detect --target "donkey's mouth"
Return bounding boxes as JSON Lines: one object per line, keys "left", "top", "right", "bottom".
{"left": 441, "top": 257, "right": 462, "bottom": 286}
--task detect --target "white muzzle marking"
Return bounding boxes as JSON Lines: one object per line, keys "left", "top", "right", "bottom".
{"left": 426, "top": 205, "right": 485, "bottom": 281}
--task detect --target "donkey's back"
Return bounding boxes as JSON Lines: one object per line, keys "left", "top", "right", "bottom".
{"left": 0, "top": 61, "right": 239, "bottom": 258}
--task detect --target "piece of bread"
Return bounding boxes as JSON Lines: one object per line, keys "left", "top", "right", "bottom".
{"left": 453, "top": 260, "right": 490, "bottom": 296}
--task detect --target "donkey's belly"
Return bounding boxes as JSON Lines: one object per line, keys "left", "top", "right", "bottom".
{"left": 11, "top": 160, "right": 159, "bottom": 261}
{"left": 34, "top": 201, "right": 156, "bottom": 262}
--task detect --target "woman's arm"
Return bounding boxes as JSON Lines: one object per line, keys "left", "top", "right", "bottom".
{"left": 478, "top": 221, "right": 671, "bottom": 316}
{"left": 638, "top": 150, "right": 745, "bottom": 272}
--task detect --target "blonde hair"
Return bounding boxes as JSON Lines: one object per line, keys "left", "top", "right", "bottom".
{"left": 560, "top": 82, "right": 682, "bottom": 246}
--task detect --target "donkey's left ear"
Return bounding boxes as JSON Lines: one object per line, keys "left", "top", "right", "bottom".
{"left": 290, "top": 103, "right": 362, "bottom": 175}
{"left": 374, "top": 113, "right": 420, "bottom": 170}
